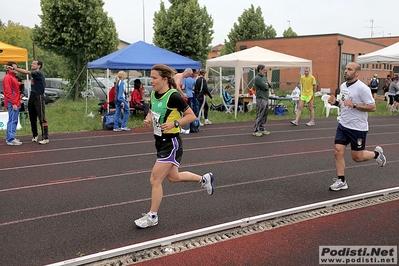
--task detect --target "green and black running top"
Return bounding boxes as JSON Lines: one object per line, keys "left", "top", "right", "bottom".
{"left": 150, "top": 89, "right": 189, "bottom": 136}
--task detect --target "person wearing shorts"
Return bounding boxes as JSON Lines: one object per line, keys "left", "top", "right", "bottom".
{"left": 387, "top": 77, "right": 399, "bottom": 112}
{"left": 134, "top": 64, "right": 215, "bottom": 229}
{"left": 291, "top": 67, "right": 316, "bottom": 126}
{"left": 369, "top": 73, "right": 379, "bottom": 99}
{"left": 327, "top": 62, "right": 386, "bottom": 191}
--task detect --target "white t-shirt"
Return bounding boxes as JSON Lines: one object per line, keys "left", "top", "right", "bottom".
{"left": 338, "top": 80, "right": 375, "bottom": 131}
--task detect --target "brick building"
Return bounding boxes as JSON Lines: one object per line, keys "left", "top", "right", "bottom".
{"left": 208, "top": 44, "right": 224, "bottom": 59}
{"left": 234, "top": 34, "right": 399, "bottom": 95}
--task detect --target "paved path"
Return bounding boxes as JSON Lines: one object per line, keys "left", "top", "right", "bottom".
{"left": 0, "top": 116, "right": 398, "bottom": 265}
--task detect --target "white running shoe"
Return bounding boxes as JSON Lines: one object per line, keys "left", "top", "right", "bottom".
{"left": 329, "top": 178, "right": 348, "bottom": 191}
{"left": 32, "top": 136, "right": 38, "bottom": 142}
{"left": 290, "top": 120, "right": 298, "bottom": 126}
{"left": 134, "top": 213, "right": 158, "bottom": 228}
{"left": 181, "top": 129, "right": 190, "bottom": 135}
{"left": 306, "top": 121, "right": 315, "bottom": 126}
{"left": 6, "top": 139, "right": 22, "bottom": 146}
{"left": 201, "top": 173, "right": 215, "bottom": 195}
{"left": 39, "top": 139, "right": 50, "bottom": 145}
{"left": 374, "top": 146, "right": 386, "bottom": 167}
{"left": 204, "top": 119, "right": 212, "bottom": 125}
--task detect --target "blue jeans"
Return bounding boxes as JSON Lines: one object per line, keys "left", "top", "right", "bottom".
{"left": 6, "top": 105, "right": 20, "bottom": 142}
{"left": 114, "top": 100, "right": 130, "bottom": 129}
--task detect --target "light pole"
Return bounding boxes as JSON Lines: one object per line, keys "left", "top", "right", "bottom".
{"left": 142, "top": 0, "right": 146, "bottom": 42}
{"left": 287, "top": 20, "right": 290, "bottom": 28}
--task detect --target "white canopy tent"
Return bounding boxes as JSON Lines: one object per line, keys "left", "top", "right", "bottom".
{"left": 206, "top": 46, "right": 312, "bottom": 117}
{"left": 357, "top": 41, "right": 399, "bottom": 64}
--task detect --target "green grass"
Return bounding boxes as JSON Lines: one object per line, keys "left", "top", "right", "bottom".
{"left": 0, "top": 95, "right": 394, "bottom": 137}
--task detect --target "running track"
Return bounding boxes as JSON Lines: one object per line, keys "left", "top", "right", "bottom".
{"left": 0, "top": 116, "right": 398, "bottom": 265}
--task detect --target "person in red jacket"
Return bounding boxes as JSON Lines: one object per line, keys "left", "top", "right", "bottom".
{"left": 130, "top": 79, "right": 149, "bottom": 117}
{"left": 102, "top": 86, "right": 116, "bottom": 112}
{"left": 4, "top": 62, "right": 22, "bottom": 145}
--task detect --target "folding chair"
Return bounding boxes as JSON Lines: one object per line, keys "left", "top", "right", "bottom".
{"left": 321, "top": 94, "right": 340, "bottom": 117}
{"left": 222, "top": 90, "right": 235, "bottom": 113}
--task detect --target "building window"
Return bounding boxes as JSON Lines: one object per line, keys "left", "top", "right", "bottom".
{"left": 342, "top": 53, "right": 354, "bottom": 67}
{"left": 341, "top": 53, "right": 354, "bottom": 80}
{"left": 383, "top": 63, "right": 392, "bottom": 70}
{"left": 239, "top": 45, "right": 247, "bottom": 50}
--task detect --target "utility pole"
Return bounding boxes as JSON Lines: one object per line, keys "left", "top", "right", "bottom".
{"left": 142, "top": 0, "right": 145, "bottom": 42}
{"left": 287, "top": 20, "right": 290, "bottom": 28}
{"left": 370, "top": 19, "right": 374, "bottom": 38}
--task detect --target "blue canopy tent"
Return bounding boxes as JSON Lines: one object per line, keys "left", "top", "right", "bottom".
{"left": 86, "top": 41, "right": 201, "bottom": 114}
{"left": 87, "top": 41, "right": 201, "bottom": 70}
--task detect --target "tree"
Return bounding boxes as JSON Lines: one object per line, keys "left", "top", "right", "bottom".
{"left": 222, "top": 5, "right": 276, "bottom": 55}
{"left": 283, "top": 27, "right": 298, "bottom": 37}
{"left": 0, "top": 21, "right": 66, "bottom": 78}
{"left": 32, "top": 0, "right": 119, "bottom": 100}
{"left": 153, "top": 0, "right": 214, "bottom": 67}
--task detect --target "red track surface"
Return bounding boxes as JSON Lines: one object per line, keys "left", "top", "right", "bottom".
{"left": 135, "top": 199, "right": 399, "bottom": 266}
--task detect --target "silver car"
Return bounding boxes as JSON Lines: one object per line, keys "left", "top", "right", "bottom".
{"left": 90, "top": 78, "right": 114, "bottom": 101}
{"left": 44, "top": 78, "right": 67, "bottom": 104}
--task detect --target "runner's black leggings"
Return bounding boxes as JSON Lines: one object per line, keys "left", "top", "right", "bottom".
{"left": 28, "top": 94, "right": 49, "bottom": 139}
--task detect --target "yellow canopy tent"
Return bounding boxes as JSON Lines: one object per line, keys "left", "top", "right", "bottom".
{"left": 0, "top": 41, "right": 28, "bottom": 64}
{"left": 0, "top": 41, "right": 30, "bottom": 96}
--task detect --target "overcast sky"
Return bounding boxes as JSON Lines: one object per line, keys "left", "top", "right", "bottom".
{"left": 2, "top": 0, "right": 399, "bottom": 46}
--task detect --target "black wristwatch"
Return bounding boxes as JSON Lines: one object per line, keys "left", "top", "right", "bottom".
{"left": 353, "top": 103, "right": 357, "bottom": 109}
{"left": 174, "top": 120, "right": 180, "bottom": 128}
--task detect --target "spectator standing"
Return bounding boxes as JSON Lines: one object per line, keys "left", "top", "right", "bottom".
{"left": 113, "top": 71, "right": 130, "bottom": 131}
{"left": 3, "top": 62, "right": 22, "bottom": 146}
{"left": 16, "top": 75, "right": 26, "bottom": 112}
{"left": 387, "top": 77, "right": 399, "bottom": 112}
{"left": 369, "top": 73, "right": 379, "bottom": 99}
{"left": 191, "top": 69, "right": 199, "bottom": 115}
{"left": 195, "top": 69, "right": 213, "bottom": 126}
{"left": 252, "top": 64, "right": 270, "bottom": 137}
{"left": 134, "top": 64, "right": 214, "bottom": 229}
{"left": 384, "top": 74, "right": 392, "bottom": 94}
{"left": 130, "top": 79, "right": 149, "bottom": 117}
{"left": 291, "top": 67, "right": 316, "bottom": 126}
{"left": 327, "top": 62, "right": 386, "bottom": 191}
{"left": 181, "top": 74, "right": 196, "bottom": 134}
{"left": 173, "top": 68, "right": 193, "bottom": 96}
{"left": 12, "top": 60, "right": 49, "bottom": 144}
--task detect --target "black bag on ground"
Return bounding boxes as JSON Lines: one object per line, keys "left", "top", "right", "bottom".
{"left": 102, "top": 111, "right": 115, "bottom": 130}
{"left": 210, "top": 103, "right": 225, "bottom": 111}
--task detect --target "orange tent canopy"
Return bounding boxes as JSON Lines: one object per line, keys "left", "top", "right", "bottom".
{"left": 0, "top": 41, "right": 28, "bottom": 64}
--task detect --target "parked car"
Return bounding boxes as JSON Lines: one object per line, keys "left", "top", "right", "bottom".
{"left": 90, "top": 77, "right": 114, "bottom": 101}
{"left": 44, "top": 78, "right": 67, "bottom": 104}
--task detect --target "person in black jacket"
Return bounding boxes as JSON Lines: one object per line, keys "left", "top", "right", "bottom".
{"left": 12, "top": 60, "right": 49, "bottom": 144}
{"left": 194, "top": 69, "right": 213, "bottom": 126}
